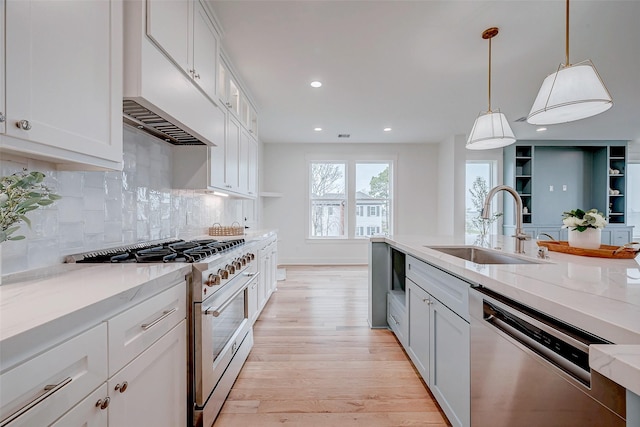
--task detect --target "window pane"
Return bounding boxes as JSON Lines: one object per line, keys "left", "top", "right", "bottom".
{"left": 311, "top": 163, "right": 345, "bottom": 197}
{"left": 310, "top": 162, "right": 346, "bottom": 237}
{"left": 356, "top": 163, "right": 390, "bottom": 237}
{"left": 310, "top": 200, "right": 345, "bottom": 237}
{"left": 466, "top": 162, "right": 497, "bottom": 235}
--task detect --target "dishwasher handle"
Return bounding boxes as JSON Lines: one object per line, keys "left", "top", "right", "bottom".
{"left": 483, "top": 302, "right": 591, "bottom": 386}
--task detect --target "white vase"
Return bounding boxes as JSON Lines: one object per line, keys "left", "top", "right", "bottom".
{"left": 568, "top": 228, "right": 602, "bottom": 249}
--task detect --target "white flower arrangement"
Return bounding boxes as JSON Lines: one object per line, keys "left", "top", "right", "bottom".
{"left": 562, "top": 208, "right": 607, "bottom": 232}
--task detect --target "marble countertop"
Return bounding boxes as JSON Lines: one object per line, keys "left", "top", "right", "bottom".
{"left": 0, "top": 231, "right": 277, "bottom": 369}
{"left": 0, "top": 262, "right": 191, "bottom": 369}
{"left": 373, "top": 234, "right": 640, "bottom": 392}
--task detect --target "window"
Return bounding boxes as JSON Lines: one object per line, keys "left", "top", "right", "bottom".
{"left": 367, "top": 226, "right": 381, "bottom": 235}
{"left": 309, "top": 161, "right": 392, "bottom": 238}
{"left": 367, "top": 206, "right": 380, "bottom": 217}
{"left": 465, "top": 161, "right": 498, "bottom": 235}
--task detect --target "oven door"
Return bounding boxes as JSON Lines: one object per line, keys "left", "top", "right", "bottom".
{"left": 194, "top": 276, "right": 252, "bottom": 407}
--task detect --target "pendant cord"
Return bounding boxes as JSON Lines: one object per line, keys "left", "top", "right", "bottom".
{"left": 488, "top": 36, "right": 492, "bottom": 112}
{"left": 565, "top": 0, "right": 570, "bottom": 66}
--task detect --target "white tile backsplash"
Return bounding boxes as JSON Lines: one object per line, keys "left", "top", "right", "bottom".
{"left": 1, "top": 127, "right": 244, "bottom": 276}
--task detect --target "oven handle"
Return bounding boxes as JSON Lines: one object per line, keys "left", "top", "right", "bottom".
{"left": 204, "top": 277, "right": 255, "bottom": 317}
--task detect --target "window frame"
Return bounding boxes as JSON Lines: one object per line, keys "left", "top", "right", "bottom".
{"left": 307, "top": 156, "right": 395, "bottom": 240}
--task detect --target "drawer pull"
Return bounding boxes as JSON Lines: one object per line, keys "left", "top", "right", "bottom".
{"left": 0, "top": 377, "right": 72, "bottom": 426}
{"left": 141, "top": 308, "right": 177, "bottom": 330}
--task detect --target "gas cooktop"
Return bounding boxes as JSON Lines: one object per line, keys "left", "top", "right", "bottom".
{"left": 65, "top": 238, "right": 245, "bottom": 264}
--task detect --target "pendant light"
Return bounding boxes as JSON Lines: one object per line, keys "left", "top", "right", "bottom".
{"left": 467, "top": 27, "right": 516, "bottom": 150}
{"left": 527, "top": 0, "right": 612, "bottom": 125}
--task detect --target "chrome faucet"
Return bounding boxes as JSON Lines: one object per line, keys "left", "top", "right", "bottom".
{"left": 482, "top": 185, "right": 530, "bottom": 254}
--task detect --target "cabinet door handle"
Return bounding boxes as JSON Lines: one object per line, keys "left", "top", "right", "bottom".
{"left": 95, "top": 397, "right": 110, "bottom": 410}
{"left": 0, "top": 112, "right": 5, "bottom": 123}
{"left": 0, "top": 377, "right": 72, "bottom": 426}
{"left": 390, "top": 314, "right": 400, "bottom": 325}
{"left": 17, "top": 119, "right": 32, "bottom": 130}
{"left": 141, "top": 308, "right": 177, "bottom": 330}
{"left": 114, "top": 381, "right": 128, "bottom": 393}
{"left": 422, "top": 298, "right": 433, "bottom": 305}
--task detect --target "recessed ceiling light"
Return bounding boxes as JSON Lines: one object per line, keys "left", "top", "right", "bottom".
{"left": 383, "top": 127, "right": 392, "bottom": 132}
{"left": 314, "top": 127, "right": 322, "bottom": 131}
{"left": 536, "top": 127, "right": 547, "bottom": 132}
{"left": 310, "top": 81, "right": 322, "bottom": 88}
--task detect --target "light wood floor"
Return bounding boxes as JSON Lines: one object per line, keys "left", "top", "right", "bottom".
{"left": 213, "top": 265, "right": 450, "bottom": 427}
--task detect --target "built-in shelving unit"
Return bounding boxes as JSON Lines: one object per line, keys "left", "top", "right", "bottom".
{"left": 514, "top": 146, "right": 533, "bottom": 224}
{"left": 503, "top": 141, "right": 633, "bottom": 245}
{"left": 608, "top": 145, "right": 626, "bottom": 224}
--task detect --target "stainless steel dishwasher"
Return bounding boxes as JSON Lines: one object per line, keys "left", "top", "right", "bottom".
{"left": 470, "top": 287, "right": 626, "bottom": 427}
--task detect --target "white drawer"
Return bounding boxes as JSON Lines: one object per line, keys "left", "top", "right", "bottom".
{"left": 406, "top": 255, "right": 470, "bottom": 322}
{"left": 108, "top": 281, "right": 186, "bottom": 376}
{"left": 0, "top": 324, "right": 107, "bottom": 427}
{"left": 387, "top": 293, "right": 407, "bottom": 346}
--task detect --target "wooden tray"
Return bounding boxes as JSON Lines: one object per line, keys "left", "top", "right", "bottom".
{"left": 536, "top": 240, "right": 639, "bottom": 259}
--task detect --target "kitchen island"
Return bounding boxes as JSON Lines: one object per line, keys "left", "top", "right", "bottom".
{"left": 369, "top": 234, "right": 640, "bottom": 427}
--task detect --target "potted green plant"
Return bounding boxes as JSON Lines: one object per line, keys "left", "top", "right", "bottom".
{"left": 0, "top": 170, "right": 61, "bottom": 243}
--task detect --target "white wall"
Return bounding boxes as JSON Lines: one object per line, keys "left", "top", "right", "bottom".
{"left": 262, "top": 143, "right": 439, "bottom": 264}
{"left": 0, "top": 126, "right": 243, "bottom": 276}
{"left": 437, "top": 135, "right": 467, "bottom": 237}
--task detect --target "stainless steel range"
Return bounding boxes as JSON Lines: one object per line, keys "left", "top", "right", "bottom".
{"left": 66, "top": 237, "right": 258, "bottom": 427}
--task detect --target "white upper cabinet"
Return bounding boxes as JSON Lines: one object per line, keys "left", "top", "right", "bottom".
{"left": 1, "top": 0, "right": 123, "bottom": 170}
{"left": 225, "top": 114, "right": 241, "bottom": 192}
{"left": 192, "top": 1, "right": 219, "bottom": 100}
{"left": 218, "top": 59, "right": 241, "bottom": 117}
{"left": 147, "top": 0, "right": 220, "bottom": 102}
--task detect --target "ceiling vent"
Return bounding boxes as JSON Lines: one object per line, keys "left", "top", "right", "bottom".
{"left": 338, "top": 134, "right": 351, "bottom": 138}
{"left": 123, "top": 100, "right": 206, "bottom": 145}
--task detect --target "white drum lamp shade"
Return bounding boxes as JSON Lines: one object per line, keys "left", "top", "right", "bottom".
{"left": 467, "top": 111, "right": 516, "bottom": 150}
{"left": 527, "top": 60, "right": 613, "bottom": 125}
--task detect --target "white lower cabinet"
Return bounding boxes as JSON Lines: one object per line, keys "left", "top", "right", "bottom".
{"left": 256, "top": 235, "right": 278, "bottom": 319}
{"left": 429, "top": 296, "right": 470, "bottom": 427}
{"left": 247, "top": 275, "right": 260, "bottom": 324}
{"left": 0, "top": 279, "right": 187, "bottom": 427}
{"left": 50, "top": 385, "right": 108, "bottom": 427}
{"left": 107, "top": 320, "right": 186, "bottom": 427}
{"left": 407, "top": 280, "right": 430, "bottom": 382}
{"left": 404, "top": 255, "right": 470, "bottom": 427}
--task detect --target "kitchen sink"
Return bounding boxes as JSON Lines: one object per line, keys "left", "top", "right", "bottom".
{"left": 425, "top": 246, "right": 543, "bottom": 265}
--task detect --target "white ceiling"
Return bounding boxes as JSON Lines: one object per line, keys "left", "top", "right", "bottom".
{"left": 209, "top": 0, "right": 640, "bottom": 145}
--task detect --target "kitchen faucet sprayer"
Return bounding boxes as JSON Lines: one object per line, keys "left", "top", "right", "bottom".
{"left": 483, "top": 185, "right": 530, "bottom": 254}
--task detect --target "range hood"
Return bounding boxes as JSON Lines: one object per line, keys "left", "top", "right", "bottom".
{"left": 123, "top": 0, "right": 220, "bottom": 147}
{"left": 123, "top": 100, "right": 205, "bottom": 146}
